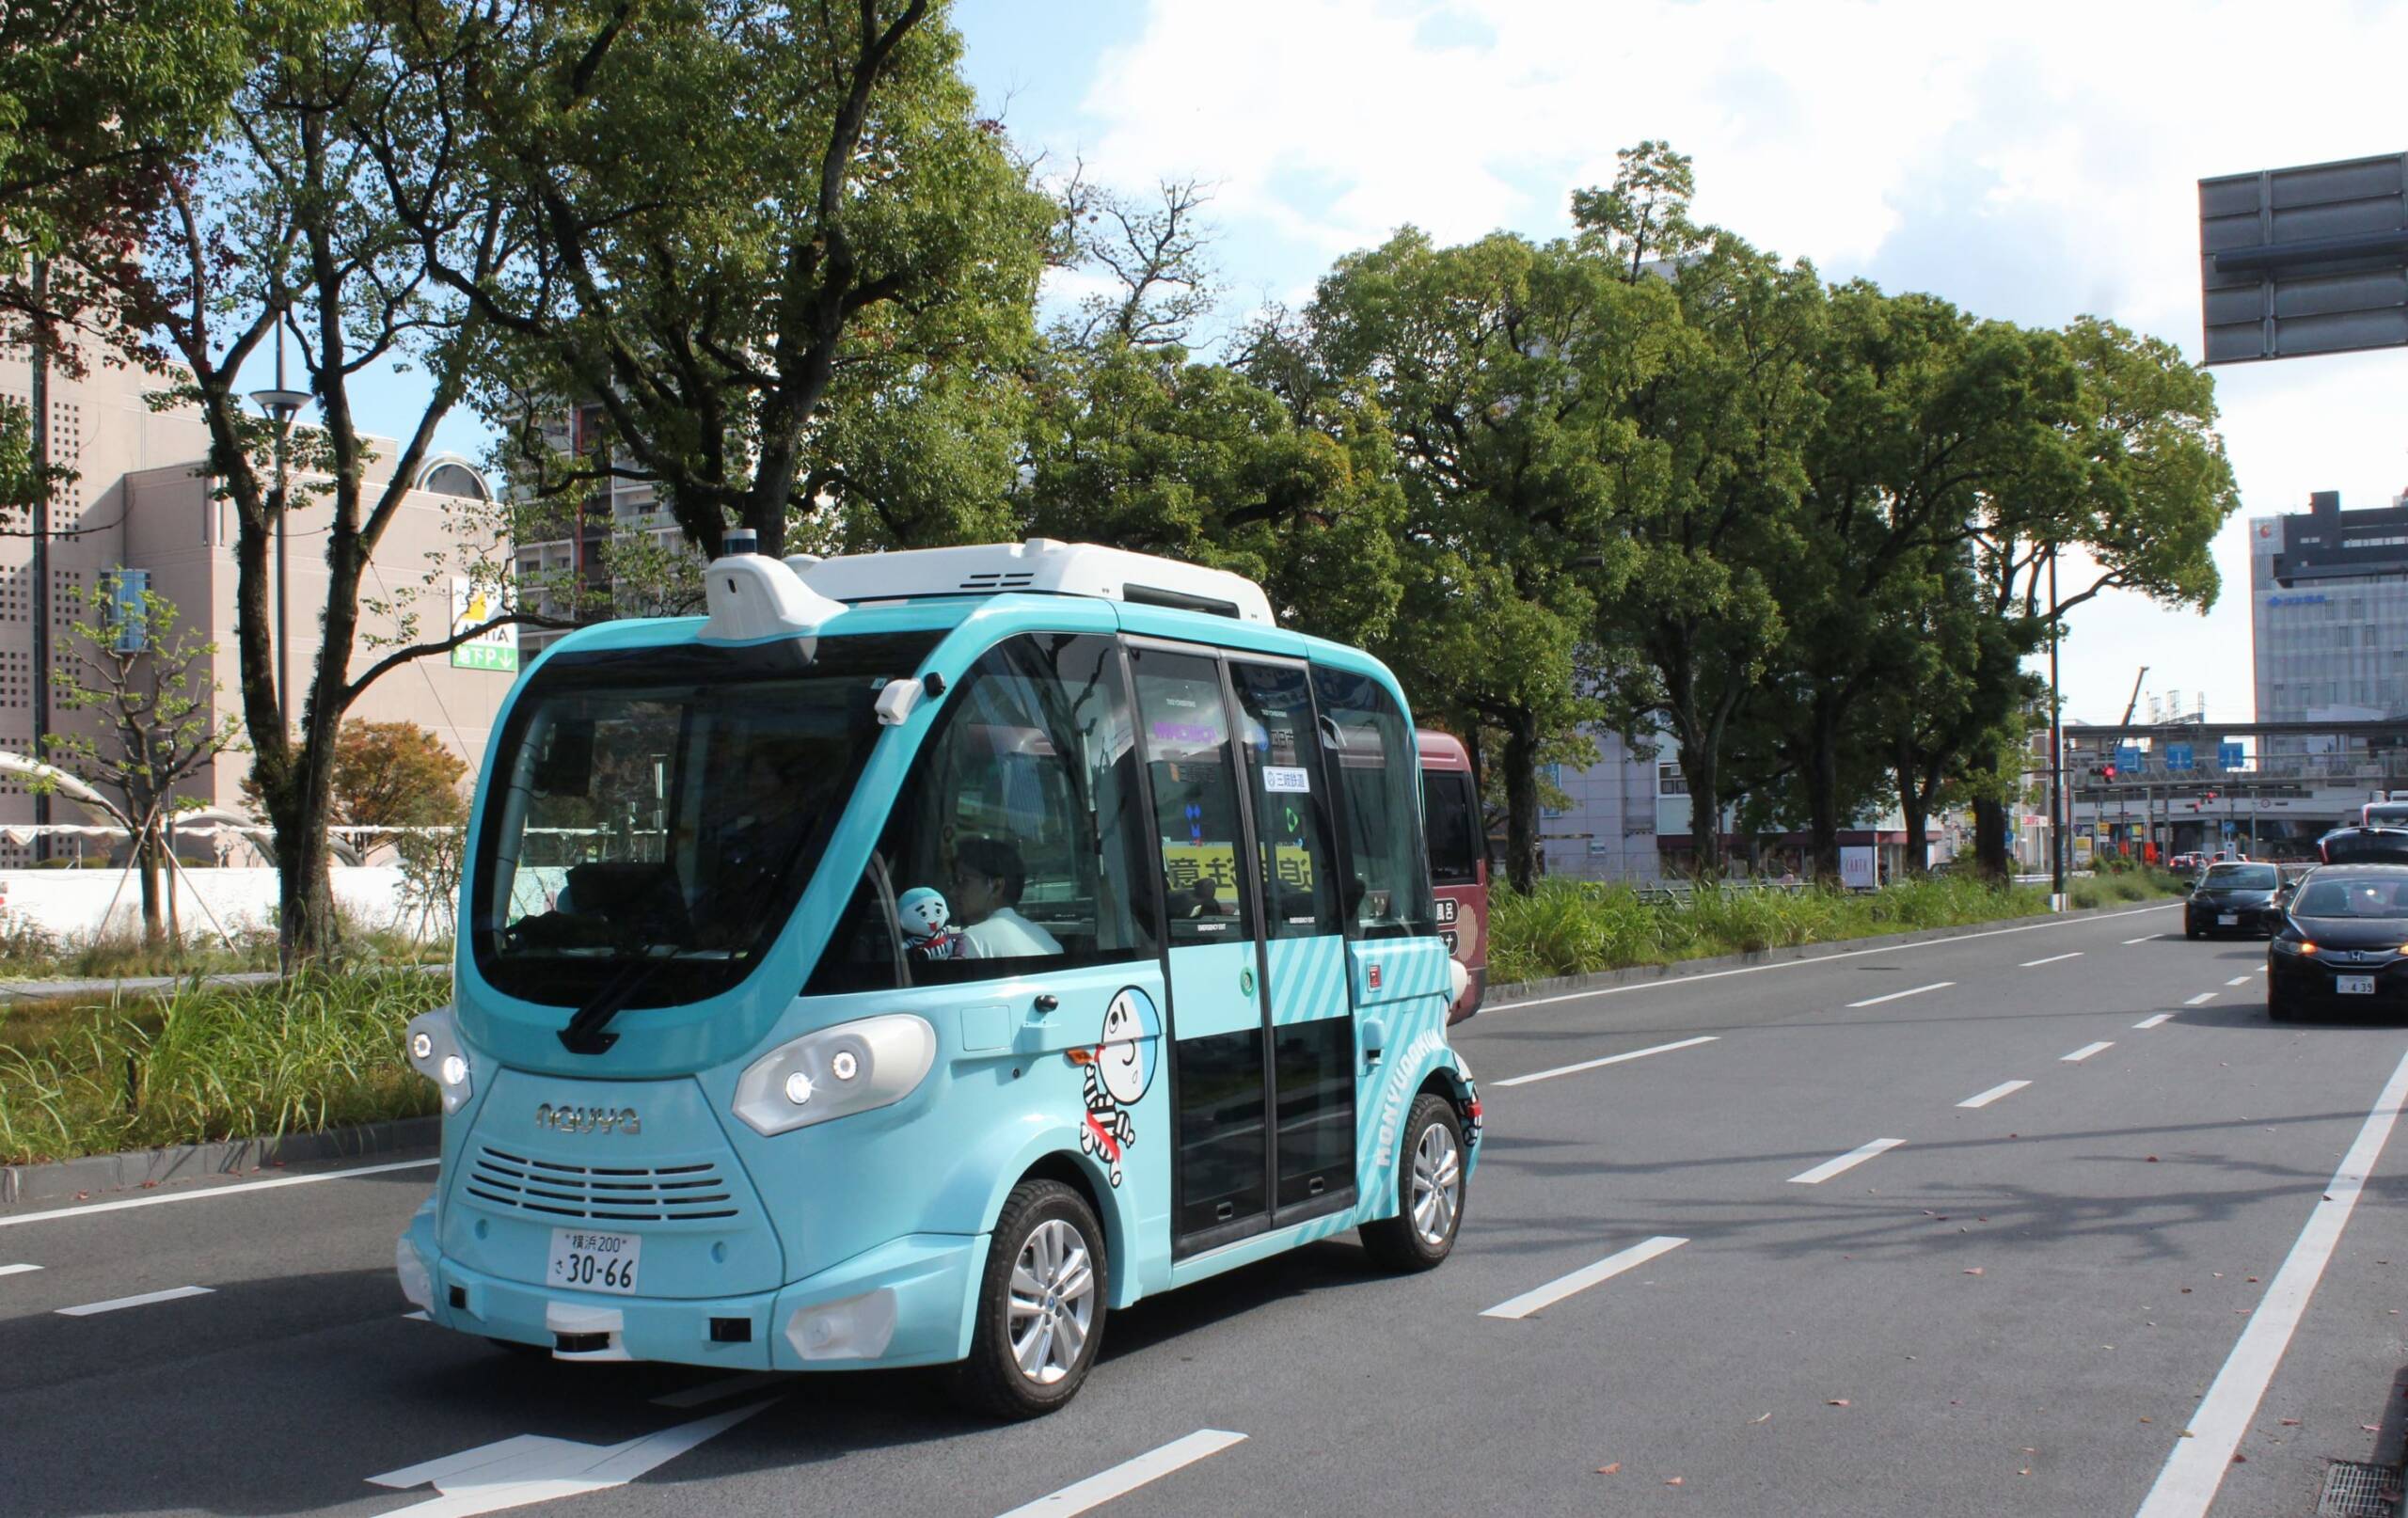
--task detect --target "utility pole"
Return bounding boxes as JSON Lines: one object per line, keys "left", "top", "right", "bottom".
{"left": 250, "top": 334, "right": 309, "bottom": 734}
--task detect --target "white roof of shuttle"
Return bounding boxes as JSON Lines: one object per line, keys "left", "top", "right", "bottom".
{"left": 785, "top": 539, "right": 1276, "bottom": 626}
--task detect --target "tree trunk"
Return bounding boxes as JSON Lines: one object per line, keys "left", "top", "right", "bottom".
{"left": 1896, "top": 763, "right": 1928, "bottom": 873}
{"left": 1681, "top": 749, "right": 1721, "bottom": 878}
{"left": 135, "top": 829, "right": 164, "bottom": 947}
{"left": 1803, "top": 703, "right": 1844, "bottom": 882}
{"left": 273, "top": 810, "right": 340, "bottom": 970}
{"left": 1500, "top": 710, "right": 1543, "bottom": 894}
{"left": 1972, "top": 797, "right": 2010, "bottom": 879}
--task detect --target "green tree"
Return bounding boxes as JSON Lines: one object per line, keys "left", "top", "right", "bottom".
{"left": 42, "top": 582, "right": 246, "bottom": 946}
{"left": 332, "top": 719, "right": 468, "bottom": 829}
{"left": 408, "top": 0, "right": 1056, "bottom": 561}
{"left": 1293, "top": 228, "right": 1679, "bottom": 889}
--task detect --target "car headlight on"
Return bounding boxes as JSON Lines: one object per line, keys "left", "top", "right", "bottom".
{"left": 2273, "top": 938, "right": 2316, "bottom": 957}
{"left": 733, "top": 1014, "right": 936, "bottom": 1137}
{"left": 404, "top": 1004, "right": 474, "bottom": 1115}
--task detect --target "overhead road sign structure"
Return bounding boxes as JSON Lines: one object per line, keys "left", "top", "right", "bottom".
{"left": 2200, "top": 152, "right": 2408, "bottom": 363}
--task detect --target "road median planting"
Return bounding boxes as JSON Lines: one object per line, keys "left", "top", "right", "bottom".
{"left": 1487, "top": 871, "right": 2189, "bottom": 985}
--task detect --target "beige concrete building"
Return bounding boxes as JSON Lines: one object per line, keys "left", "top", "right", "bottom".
{"left": 0, "top": 347, "right": 514, "bottom": 862}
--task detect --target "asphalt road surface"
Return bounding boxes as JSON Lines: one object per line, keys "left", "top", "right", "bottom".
{"left": 7, "top": 901, "right": 2407, "bottom": 1518}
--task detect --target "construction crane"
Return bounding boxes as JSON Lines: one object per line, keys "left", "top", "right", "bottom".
{"left": 2120, "top": 667, "right": 2148, "bottom": 727}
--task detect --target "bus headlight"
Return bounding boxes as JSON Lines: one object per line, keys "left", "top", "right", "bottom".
{"left": 733, "top": 1014, "right": 936, "bottom": 1136}
{"left": 405, "top": 1005, "right": 474, "bottom": 1115}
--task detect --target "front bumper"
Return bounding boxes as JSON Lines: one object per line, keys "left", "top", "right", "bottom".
{"left": 402, "top": 1200, "right": 986, "bottom": 1371}
{"left": 2269, "top": 951, "right": 2408, "bottom": 1011}
{"left": 2189, "top": 901, "right": 2276, "bottom": 935}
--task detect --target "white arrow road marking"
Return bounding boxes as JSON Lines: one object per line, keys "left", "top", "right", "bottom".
{"left": 367, "top": 1399, "right": 775, "bottom": 1518}
{"left": 994, "top": 1430, "right": 1247, "bottom": 1518}
{"left": 1788, "top": 1139, "right": 1906, "bottom": 1185}
{"left": 1480, "top": 1236, "right": 1687, "bottom": 1320}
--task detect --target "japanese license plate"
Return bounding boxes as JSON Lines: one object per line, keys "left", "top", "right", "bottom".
{"left": 547, "top": 1228, "right": 641, "bottom": 1294}
{"left": 2338, "top": 975, "right": 2377, "bottom": 995}
{"left": 2218, "top": 913, "right": 2238, "bottom": 925}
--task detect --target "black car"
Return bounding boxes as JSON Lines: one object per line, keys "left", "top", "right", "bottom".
{"left": 2185, "top": 861, "right": 2284, "bottom": 939}
{"left": 2317, "top": 825, "right": 2408, "bottom": 865}
{"left": 2267, "top": 864, "right": 2408, "bottom": 1020}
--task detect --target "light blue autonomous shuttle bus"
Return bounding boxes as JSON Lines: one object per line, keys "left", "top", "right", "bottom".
{"left": 397, "top": 537, "right": 1480, "bottom": 1415}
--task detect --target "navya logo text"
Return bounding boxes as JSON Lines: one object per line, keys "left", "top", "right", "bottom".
{"left": 535, "top": 1103, "right": 642, "bottom": 1135}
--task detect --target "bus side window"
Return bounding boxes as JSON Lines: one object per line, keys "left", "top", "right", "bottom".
{"left": 1422, "top": 769, "right": 1481, "bottom": 886}
{"left": 810, "top": 633, "right": 1156, "bottom": 992}
{"left": 1310, "top": 667, "right": 1436, "bottom": 940}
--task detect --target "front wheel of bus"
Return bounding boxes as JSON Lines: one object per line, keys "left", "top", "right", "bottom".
{"left": 954, "top": 1179, "right": 1107, "bottom": 1419}
{"left": 1359, "top": 1093, "right": 1466, "bottom": 1272}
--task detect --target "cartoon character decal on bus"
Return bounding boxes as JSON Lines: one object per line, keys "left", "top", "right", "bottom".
{"left": 1069, "top": 986, "right": 1159, "bottom": 1187}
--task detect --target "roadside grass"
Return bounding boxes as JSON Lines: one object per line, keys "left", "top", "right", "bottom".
{"left": 0, "top": 912, "right": 447, "bottom": 984}
{"left": 0, "top": 970, "right": 445, "bottom": 1166}
{"left": 1488, "top": 870, "right": 2190, "bottom": 985}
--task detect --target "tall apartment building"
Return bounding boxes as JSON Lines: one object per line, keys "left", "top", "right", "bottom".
{"left": 511, "top": 403, "right": 689, "bottom": 658}
{"left": 2251, "top": 488, "right": 2408, "bottom": 757}
{"left": 0, "top": 347, "right": 514, "bottom": 859}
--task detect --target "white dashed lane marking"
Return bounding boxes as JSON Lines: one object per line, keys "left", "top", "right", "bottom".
{"left": 2226, "top": 975, "right": 2254, "bottom": 987}
{"left": 1479, "top": 1236, "right": 1688, "bottom": 1320}
{"left": 2020, "top": 952, "right": 2083, "bottom": 968}
{"left": 0, "top": 1263, "right": 41, "bottom": 1277}
{"left": 1958, "top": 1081, "right": 2030, "bottom": 1109}
{"left": 2063, "top": 1041, "right": 2115, "bottom": 1063}
{"left": 2125, "top": 934, "right": 2162, "bottom": 944}
{"left": 993, "top": 1430, "right": 1249, "bottom": 1518}
{"left": 1847, "top": 982, "right": 1954, "bottom": 1009}
{"left": 55, "top": 1285, "right": 213, "bottom": 1317}
{"left": 1492, "top": 1036, "right": 1718, "bottom": 1089}
{"left": 2135, "top": 1013, "right": 2175, "bottom": 1029}
{"left": 2185, "top": 992, "right": 2218, "bottom": 1005}
{"left": 1788, "top": 1139, "right": 1906, "bottom": 1185}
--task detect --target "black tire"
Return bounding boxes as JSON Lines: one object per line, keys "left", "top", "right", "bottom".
{"left": 2185, "top": 923, "right": 2203, "bottom": 940}
{"left": 2268, "top": 988, "right": 2299, "bottom": 1022}
{"left": 952, "top": 1179, "right": 1106, "bottom": 1419}
{"left": 486, "top": 1336, "right": 548, "bottom": 1357}
{"left": 1360, "top": 1093, "right": 1466, "bottom": 1273}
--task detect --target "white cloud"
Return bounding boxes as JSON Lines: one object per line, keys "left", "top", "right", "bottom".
{"left": 1069, "top": 0, "right": 2408, "bottom": 723}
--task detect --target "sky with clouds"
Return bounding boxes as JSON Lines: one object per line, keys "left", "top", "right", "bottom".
{"left": 952, "top": 0, "right": 2408, "bottom": 726}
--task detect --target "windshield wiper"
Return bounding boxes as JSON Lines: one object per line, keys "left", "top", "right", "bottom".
{"left": 559, "top": 952, "right": 676, "bottom": 1055}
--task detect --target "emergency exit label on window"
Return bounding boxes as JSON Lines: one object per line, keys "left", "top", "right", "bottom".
{"left": 1262, "top": 766, "right": 1311, "bottom": 793}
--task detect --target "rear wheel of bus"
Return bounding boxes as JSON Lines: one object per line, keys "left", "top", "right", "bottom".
{"left": 1359, "top": 1093, "right": 1466, "bottom": 1271}
{"left": 954, "top": 1178, "right": 1107, "bottom": 1418}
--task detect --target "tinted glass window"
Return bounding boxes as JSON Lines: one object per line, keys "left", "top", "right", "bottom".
{"left": 471, "top": 633, "right": 939, "bottom": 1009}
{"left": 2295, "top": 878, "right": 2408, "bottom": 918}
{"left": 1231, "top": 661, "right": 1342, "bottom": 940}
{"left": 1423, "top": 769, "right": 1481, "bottom": 886}
{"left": 1131, "top": 648, "right": 1258, "bottom": 941}
{"left": 2203, "top": 864, "right": 2279, "bottom": 890}
{"left": 1312, "top": 667, "right": 1435, "bottom": 939}
{"left": 810, "top": 633, "right": 1155, "bottom": 993}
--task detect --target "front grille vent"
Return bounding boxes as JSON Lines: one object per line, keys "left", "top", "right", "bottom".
{"left": 465, "top": 1146, "right": 740, "bottom": 1223}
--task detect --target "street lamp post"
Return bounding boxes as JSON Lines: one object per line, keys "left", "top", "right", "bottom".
{"left": 249, "top": 341, "right": 309, "bottom": 734}
{"left": 2047, "top": 548, "right": 2067, "bottom": 907}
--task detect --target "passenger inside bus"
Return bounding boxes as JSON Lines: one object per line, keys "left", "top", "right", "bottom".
{"left": 949, "top": 835, "right": 1065, "bottom": 958}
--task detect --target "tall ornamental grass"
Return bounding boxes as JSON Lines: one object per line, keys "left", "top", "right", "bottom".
{"left": 0, "top": 971, "right": 446, "bottom": 1166}
{"left": 1488, "top": 871, "right": 2186, "bottom": 986}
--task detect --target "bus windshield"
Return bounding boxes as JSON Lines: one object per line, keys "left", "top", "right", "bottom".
{"left": 469, "top": 632, "right": 942, "bottom": 1010}
{"left": 2367, "top": 801, "right": 2408, "bottom": 826}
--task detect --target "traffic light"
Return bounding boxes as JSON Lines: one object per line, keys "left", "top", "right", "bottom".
{"left": 2101, "top": 763, "right": 2118, "bottom": 781}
